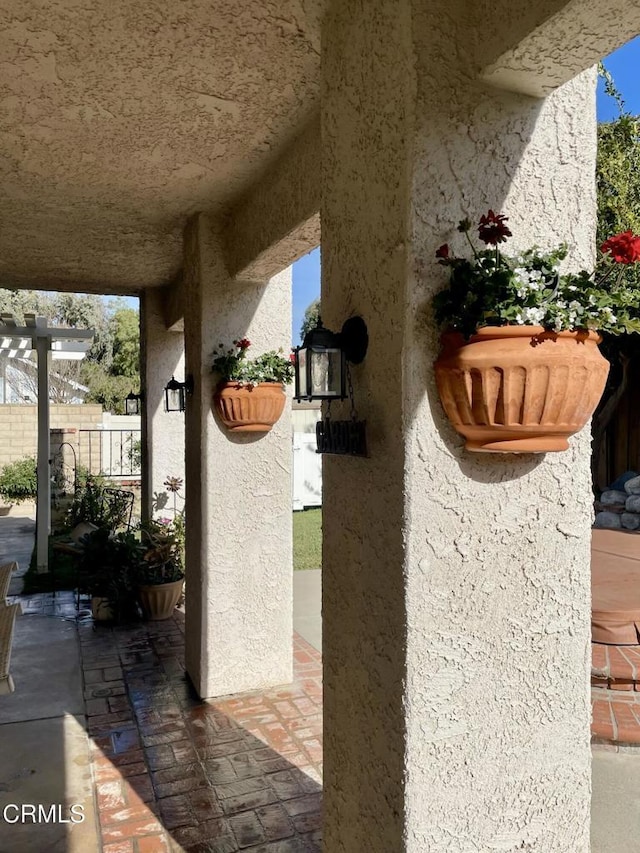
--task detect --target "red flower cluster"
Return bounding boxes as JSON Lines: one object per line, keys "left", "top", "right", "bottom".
{"left": 435, "top": 244, "right": 450, "bottom": 260}
{"left": 289, "top": 352, "right": 297, "bottom": 363}
{"left": 601, "top": 230, "right": 640, "bottom": 264}
{"left": 234, "top": 338, "right": 251, "bottom": 350}
{"left": 478, "top": 210, "right": 512, "bottom": 246}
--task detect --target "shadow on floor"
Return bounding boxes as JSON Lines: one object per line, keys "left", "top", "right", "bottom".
{"left": 82, "top": 612, "right": 323, "bottom": 852}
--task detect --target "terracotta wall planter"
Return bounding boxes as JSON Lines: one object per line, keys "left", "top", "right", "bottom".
{"left": 213, "top": 382, "right": 286, "bottom": 432}
{"left": 434, "top": 326, "right": 610, "bottom": 453}
{"left": 138, "top": 579, "right": 184, "bottom": 621}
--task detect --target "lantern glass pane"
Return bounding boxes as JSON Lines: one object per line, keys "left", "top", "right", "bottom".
{"left": 125, "top": 397, "right": 138, "bottom": 415}
{"left": 297, "top": 348, "right": 308, "bottom": 398}
{"left": 310, "top": 348, "right": 342, "bottom": 397}
{"left": 167, "top": 388, "right": 181, "bottom": 411}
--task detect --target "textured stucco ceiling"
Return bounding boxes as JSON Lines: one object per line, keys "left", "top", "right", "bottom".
{"left": 0, "top": 1, "right": 323, "bottom": 293}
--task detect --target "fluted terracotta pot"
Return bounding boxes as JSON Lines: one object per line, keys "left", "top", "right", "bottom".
{"left": 434, "top": 326, "right": 610, "bottom": 453}
{"left": 138, "top": 579, "right": 184, "bottom": 621}
{"left": 213, "top": 382, "right": 286, "bottom": 432}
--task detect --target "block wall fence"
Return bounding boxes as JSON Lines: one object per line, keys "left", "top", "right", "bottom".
{"left": 0, "top": 404, "right": 103, "bottom": 469}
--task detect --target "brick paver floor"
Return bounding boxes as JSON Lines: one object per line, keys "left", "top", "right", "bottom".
{"left": 79, "top": 611, "right": 323, "bottom": 853}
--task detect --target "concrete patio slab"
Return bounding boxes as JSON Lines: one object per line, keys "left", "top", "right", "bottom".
{"left": 0, "top": 514, "right": 35, "bottom": 596}
{"left": 293, "top": 569, "right": 321, "bottom": 653}
{"left": 0, "top": 713, "right": 99, "bottom": 853}
{"left": 592, "top": 750, "right": 640, "bottom": 852}
{"left": 0, "top": 613, "right": 84, "bottom": 724}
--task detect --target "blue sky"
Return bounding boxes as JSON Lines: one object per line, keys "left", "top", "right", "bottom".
{"left": 291, "top": 40, "right": 640, "bottom": 344}
{"left": 597, "top": 36, "right": 640, "bottom": 120}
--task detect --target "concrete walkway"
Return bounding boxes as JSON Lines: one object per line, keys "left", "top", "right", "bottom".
{"left": 0, "top": 512, "right": 100, "bottom": 851}
{"left": 293, "top": 569, "right": 321, "bottom": 652}
{"left": 0, "top": 511, "right": 36, "bottom": 595}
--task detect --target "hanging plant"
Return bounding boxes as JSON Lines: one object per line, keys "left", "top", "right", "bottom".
{"left": 211, "top": 339, "right": 294, "bottom": 433}
{"left": 433, "top": 212, "right": 640, "bottom": 453}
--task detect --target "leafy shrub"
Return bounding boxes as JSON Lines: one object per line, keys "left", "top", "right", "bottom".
{"left": 0, "top": 457, "right": 37, "bottom": 504}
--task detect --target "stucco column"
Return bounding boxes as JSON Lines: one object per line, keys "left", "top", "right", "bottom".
{"left": 182, "top": 214, "right": 292, "bottom": 698}
{"left": 322, "top": 3, "right": 595, "bottom": 850}
{"left": 140, "top": 290, "right": 185, "bottom": 520}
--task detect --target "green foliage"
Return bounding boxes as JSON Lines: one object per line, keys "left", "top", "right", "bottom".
{"left": 433, "top": 216, "right": 640, "bottom": 339}
{"left": 300, "top": 299, "right": 321, "bottom": 341}
{"left": 136, "top": 518, "right": 185, "bottom": 585}
{"left": 0, "top": 290, "right": 139, "bottom": 412}
{"left": 0, "top": 457, "right": 37, "bottom": 504}
{"left": 78, "top": 528, "right": 144, "bottom": 621}
{"left": 0, "top": 290, "right": 114, "bottom": 367}
{"left": 596, "top": 69, "right": 640, "bottom": 298}
{"left": 79, "top": 362, "right": 135, "bottom": 414}
{"left": 110, "top": 308, "right": 140, "bottom": 378}
{"left": 127, "top": 437, "right": 142, "bottom": 470}
{"left": 64, "top": 474, "right": 131, "bottom": 530}
{"left": 212, "top": 340, "right": 294, "bottom": 386}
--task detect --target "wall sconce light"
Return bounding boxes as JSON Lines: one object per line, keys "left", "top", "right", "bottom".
{"left": 124, "top": 391, "right": 143, "bottom": 416}
{"left": 164, "top": 376, "right": 193, "bottom": 413}
{"left": 294, "top": 316, "right": 368, "bottom": 403}
{"left": 294, "top": 316, "right": 369, "bottom": 457}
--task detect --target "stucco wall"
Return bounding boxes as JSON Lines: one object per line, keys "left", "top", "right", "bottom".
{"left": 183, "top": 214, "right": 293, "bottom": 698}
{"left": 322, "top": 1, "right": 595, "bottom": 850}
{"left": 140, "top": 290, "right": 185, "bottom": 520}
{"left": 0, "top": 404, "right": 103, "bottom": 469}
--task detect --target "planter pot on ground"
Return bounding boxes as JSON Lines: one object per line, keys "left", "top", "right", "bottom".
{"left": 434, "top": 326, "right": 609, "bottom": 453}
{"left": 138, "top": 579, "right": 184, "bottom": 620}
{"left": 91, "top": 596, "right": 114, "bottom": 622}
{"left": 213, "top": 382, "right": 286, "bottom": 432}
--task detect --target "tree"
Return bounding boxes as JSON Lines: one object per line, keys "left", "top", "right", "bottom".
{"left": 592, "top": 67, "right": 640, "bottom": 488}
{"left": 0, "top": 290, "right": 139, "bottom": 411}
{"left": 300, "top": 298, "right": 320, "bottom": 341}
{"left": 110, "top": 308, "right": 140, "bottom": 378}
{"left": 80, "top": 362, "right": 136, "bottom": 414}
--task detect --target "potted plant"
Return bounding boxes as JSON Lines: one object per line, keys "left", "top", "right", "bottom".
{"left": 211, "top": 338, "right": 295, "bottom": 432}
{"left": 136, "top": 518, "right": 185, "bottom": 620}
{"left": 433, "top": 211, "right": 640, "bottom": 453}
{"left": 78, "top": 528, "right": 143, "bottom": 623}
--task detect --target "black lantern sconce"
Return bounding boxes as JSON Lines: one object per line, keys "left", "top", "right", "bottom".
{"left": 294, "top": 316, "right": 368, "bottom": 403}
{"left": 124, "top": 391, "right": 143, "bottom": 416}
{"left": 164, "top": 375, "right": 194, "bottom": 413}
{"left": 294, "top": 316, "right": 369, "bottom": 457}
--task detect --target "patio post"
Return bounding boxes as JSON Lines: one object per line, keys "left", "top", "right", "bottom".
{"left": 140, "top": 290, "right": 185, "bottom": 521}
{"left": 321, "top": 1, "right": 595, "bottom": 849}
{"left": 182, "top": 214, "right": 293, "bottom": 698}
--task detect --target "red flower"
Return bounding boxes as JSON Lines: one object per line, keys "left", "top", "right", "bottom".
{"left": 236, "top": 338, "right": 251, "bottom": 350}
{"left": 478, "top": 210, "right": 512, "bottom": 246}
{"left": 435, "top": 244, "right": 450, "bottom": 260}
{"left": 601, "top": 230, "right": 640, "bottom": 264}
{"left": 289, "top": 352, "right": 297, "bottom": 363}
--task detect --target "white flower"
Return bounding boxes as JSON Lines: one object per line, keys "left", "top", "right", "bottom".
{"left": 515, "top": 312, "right": 525, "bottom": 325}
{"left": 523, "top": 306, "right": 545, "bottom": 324}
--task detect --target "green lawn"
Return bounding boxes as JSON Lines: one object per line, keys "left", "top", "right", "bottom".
{"left": 293, "top": 508, "right": 322, "bottom": 571}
